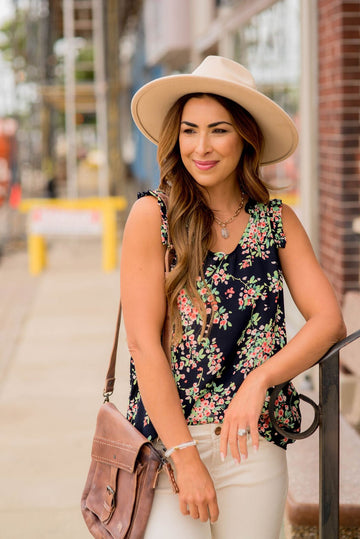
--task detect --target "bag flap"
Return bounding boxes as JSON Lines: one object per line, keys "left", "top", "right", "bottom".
{"left": 91, "top": 402, "right": 151, "bottom": 473}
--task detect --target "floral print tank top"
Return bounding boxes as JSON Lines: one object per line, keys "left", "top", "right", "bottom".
{"left": 127, "top": 190, "right": 301, "bottom": 449}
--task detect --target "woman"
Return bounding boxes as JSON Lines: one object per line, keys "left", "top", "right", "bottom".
{"left": 121, "top": 56, "right": 346, "bottom": 538}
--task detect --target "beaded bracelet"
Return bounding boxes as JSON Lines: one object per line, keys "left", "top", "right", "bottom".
{"left": 164, "top": 439, "right": 198, "bottom": 458}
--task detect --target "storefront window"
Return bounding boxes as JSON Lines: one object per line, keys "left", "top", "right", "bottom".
{"left": 233, "top": 0, "right": 300, "bottom": 206}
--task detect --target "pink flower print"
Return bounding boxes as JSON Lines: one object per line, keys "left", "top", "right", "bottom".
{"left": 219, "top": 312, "right": 229, "bottom": 327}
{"left": 225, "top": 287, "right": 235, "bottom": 298}
{"left": 218, "top": 269, "right": 227, "bottom": 283}
{"left": 212, "top": 273, "right": 220, "bottom": 285}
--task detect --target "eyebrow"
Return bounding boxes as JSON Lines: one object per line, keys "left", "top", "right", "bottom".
{"left": 180, "top": 121, "right": 233, "bottom": 128}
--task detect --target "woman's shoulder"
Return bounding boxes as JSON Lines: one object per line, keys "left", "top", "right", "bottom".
{"left": 127, "top": 189, "right": 169, "bottom": 246}
{"left": 279, "top": 203, "right": 309, "bottom": 240}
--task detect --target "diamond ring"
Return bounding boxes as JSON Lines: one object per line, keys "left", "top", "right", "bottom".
{"left": 237, "top": 428, "right": 247, "bottom": 437}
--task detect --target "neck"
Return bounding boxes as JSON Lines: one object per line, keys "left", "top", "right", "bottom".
{"left": 204, "top": 186, "right": 244, "bottom": 216}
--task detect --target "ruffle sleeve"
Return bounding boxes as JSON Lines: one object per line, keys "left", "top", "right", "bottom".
{"left": 268, "top": 199, "right": 286, "bottom": 248}
{"left": 137, "top": 190, "right": 169, "bottom": 246}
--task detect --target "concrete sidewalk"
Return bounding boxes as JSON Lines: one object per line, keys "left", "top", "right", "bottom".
{"left": 0, "top": 238, "right": 130, "bottom": 538}
{"left": 0, "top": 237, "right": 292, "bottom": 539}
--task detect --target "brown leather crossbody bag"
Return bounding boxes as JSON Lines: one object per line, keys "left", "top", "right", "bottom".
{"left": 81, "top": 303, "right": 178, "bottom": 538}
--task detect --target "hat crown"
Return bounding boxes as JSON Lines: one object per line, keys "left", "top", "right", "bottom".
{"left": 192, "top": 55, "right": 256, "bottom": 90}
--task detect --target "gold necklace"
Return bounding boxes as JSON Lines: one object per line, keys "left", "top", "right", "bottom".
{"left": 213, "top": 193, "right": 245, "bottom": 239}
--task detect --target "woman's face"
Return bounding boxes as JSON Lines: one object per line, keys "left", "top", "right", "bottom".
{"left": 179, "top": 95, "right": 244, "bottom": 192}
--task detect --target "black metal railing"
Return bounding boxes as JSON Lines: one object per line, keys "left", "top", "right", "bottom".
{"left": 269, "top": 329, "right": 360, "bottom": 539}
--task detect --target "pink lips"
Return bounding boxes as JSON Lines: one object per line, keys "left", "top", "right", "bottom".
{"left": 194, "top": 160, "right": 218, "bottom": 171}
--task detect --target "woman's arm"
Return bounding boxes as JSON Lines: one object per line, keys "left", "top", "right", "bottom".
{"left": 220, "top": 204, "right": 346, "bottom": 461}
{"left": 120, "top": 196, "right": 218, "bottom": 522}
{"left": 266, "top": 204, "right": 347, "bottom": 379}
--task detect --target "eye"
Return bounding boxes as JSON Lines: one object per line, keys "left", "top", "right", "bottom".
{"left": 212, "top": 128, "right": 227, "bottom": 134}
{"left": 181, "top": 127, "right": 196, "bottom": 134}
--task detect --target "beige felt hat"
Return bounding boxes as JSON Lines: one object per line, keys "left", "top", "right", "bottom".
{"left": 131, "top": 55, "right": 298, "bottom": 166}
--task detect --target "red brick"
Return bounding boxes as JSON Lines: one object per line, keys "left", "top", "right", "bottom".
{"left": 342, "top": 14, "right": 360, "bottom": 24}
{"left": 342, "top": 3, "right": 360, "bottom": 13}
{"left": 341, "top": 29, "right": 360, "bottom": 39}
{"left": 343, "top": 56, "right": 360, "bottom": 67}
{"left": 342, "top": 43, "right": 360, "bottom": 53}
{"left": 317, "top": 0, "right": 360, "bottom": 297}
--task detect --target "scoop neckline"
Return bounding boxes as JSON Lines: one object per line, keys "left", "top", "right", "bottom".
{"left": 209, "top": 212, "right": 253, "bottom": 258}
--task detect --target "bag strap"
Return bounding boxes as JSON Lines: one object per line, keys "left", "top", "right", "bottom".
{"left": 103, "top": 302, "right": 122, "bottom": 400}
{"left": 103, "top": 190, "right": 172, "bottom": 401}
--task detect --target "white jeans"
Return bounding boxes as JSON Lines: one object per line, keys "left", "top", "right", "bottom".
{"left": 144, "top": 424, "right": 288, "bottom": 539}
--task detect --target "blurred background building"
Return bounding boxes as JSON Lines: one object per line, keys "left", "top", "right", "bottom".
{"left": 0, "top": 0, "right": 358, "bottom": 299}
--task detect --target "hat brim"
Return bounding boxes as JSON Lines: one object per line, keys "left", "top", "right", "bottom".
{"left": 131, "top": 74, "right": 298, "bottom": 166}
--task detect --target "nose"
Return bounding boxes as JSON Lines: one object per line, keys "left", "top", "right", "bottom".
{"left": 196, "top": 133, "right": 212, "bottom": 155}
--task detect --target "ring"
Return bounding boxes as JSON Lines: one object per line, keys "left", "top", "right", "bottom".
{"left": 237, "top": 428, "right": 247, "bottom": 437}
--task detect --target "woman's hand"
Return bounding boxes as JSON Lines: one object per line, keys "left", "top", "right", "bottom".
{"left": 172, "top": 447, "right": 219, "bottom": 523}
{"left": 219, "top": 370, "right": 268, "bottom": 463}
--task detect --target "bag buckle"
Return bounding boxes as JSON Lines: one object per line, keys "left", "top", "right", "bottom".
{"left": 103, "top": 391, "right": 113, "bottom": 403}
{"left": 101, "top": 485, "right": 116, "bottom": 524}
{"left": 106, "top": 485, "right": 115, "bottom": 499}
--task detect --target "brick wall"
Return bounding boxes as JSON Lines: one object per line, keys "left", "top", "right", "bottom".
{"left": 318, "top": 0, "right": 360, "bottom": 299}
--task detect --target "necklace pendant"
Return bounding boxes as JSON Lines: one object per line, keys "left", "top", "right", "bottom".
{"left": 221, "top": 226, "right": 229, "bottom": 239}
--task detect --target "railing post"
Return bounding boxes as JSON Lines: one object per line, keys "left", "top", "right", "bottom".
{"left": 269, "top": 330, "right": 360, "bottom": 537}
{"left": 319, "top": 350, "right": 340, "bottom": 538}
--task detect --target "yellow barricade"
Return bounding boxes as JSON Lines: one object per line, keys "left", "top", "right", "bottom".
{"left": 19, "top": 197, "right": 127, "bottom": 275}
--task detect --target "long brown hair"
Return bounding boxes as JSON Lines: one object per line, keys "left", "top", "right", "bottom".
{"left": 157, "top": 93, "right": 268, "bottom": 343}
